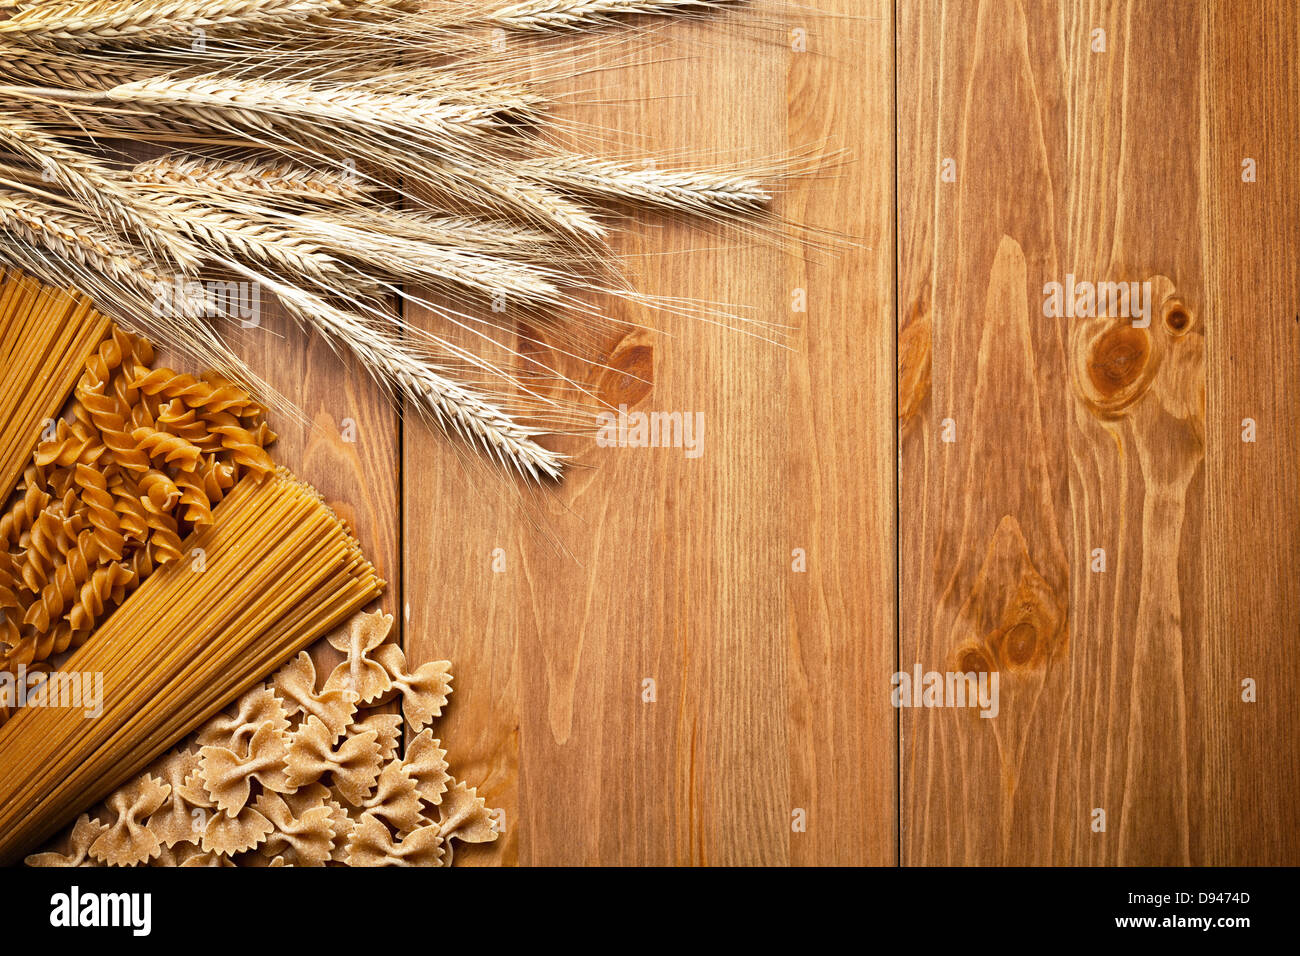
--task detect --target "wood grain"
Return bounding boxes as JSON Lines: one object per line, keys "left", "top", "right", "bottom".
{"left": 897, "top": 0, "right": 1298, "bottom": 865}
{"left": 401, "top": 0, "right": 897, "bottom": 866}
{"left": 113, "top": 0, "right": 1296, "bottom": 866}
{"left": 1202, "top": 2, "right": 1300, "bottom": 865}
{"left": 225, "top": 304, "right": 400, "bottom": 677}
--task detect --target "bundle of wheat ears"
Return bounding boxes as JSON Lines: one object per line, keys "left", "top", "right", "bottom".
{"left": 0, "top": 0, "right": 782, "bottom": 481}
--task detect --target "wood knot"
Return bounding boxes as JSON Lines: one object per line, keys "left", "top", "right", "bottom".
{"left": 948, "top": 515, "right": 1068, "bottom": 682}
{"left": 952, "top": 641, "right": 996, "bottom": 675}
{"left": 1000, "top": 622, "right": 1040, "bottom": 668}
{"left": 1076, "top": 322, "right": 1159, "bottom": 419}
{"left": 1161, "top": 297, "right": 1193, "bottom": 336}
{"left": 1088, "top": 326, "right": 1148, "bottom": 394}
{"left": 597, "top": 332, "right": 654, "bottom": 409}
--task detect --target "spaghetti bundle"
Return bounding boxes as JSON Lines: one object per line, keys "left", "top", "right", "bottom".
{"left": 0, "top": 467, "right": 383, "bottom": 864}
{"left": 0, "top": 268, "right": 112, "bottom": 504}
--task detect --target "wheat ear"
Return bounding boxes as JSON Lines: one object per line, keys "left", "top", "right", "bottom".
{"left": 134, "top": 194, "right": 377, "bottom": 299}
{"left": 103, "top": 75, "right": 514, "bottom": 143}
{"left": 239, "top": 269, "right": 565, "bottom": 481}
{"left": 489, "top": 0, "right": 740, "bottom": 32}
{"left": 520, "top": 154, "right": 770, "bottom": 218}
{"left": 0, "top": 188, "right": 163, "bottom": 293}
{"left": 0, "top": 117, "right": 198, "bottom": 270}
{"left": 130, "top": 156, "right": 373, "bottom": 203}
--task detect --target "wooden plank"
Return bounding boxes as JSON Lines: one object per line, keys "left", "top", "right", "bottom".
{"left": 402, "top": 0, "right": 895, "bottom": 865}
{"left": 226, "top": 304, "right": 401, "bottom": 678}
{"left": 1202, "top": 3, "right": 1300, "bottom": 865}
{"left": 897, "top": 0, "right": 1072, "bottom": 865}
{"left": 896, "top": 0, "right": 1252, "bottom": 864}
{"left": 784, "top": 0, "right": 897, "bottom": 866}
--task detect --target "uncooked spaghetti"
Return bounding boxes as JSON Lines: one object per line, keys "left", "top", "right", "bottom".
{"left": 0, "top": 467, "right": 383, "bottom": 864}
{"left": 0, "top": 268, "right": 113, "bottom": 504}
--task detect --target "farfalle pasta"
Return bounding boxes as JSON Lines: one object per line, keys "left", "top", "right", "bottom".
{"left": 27, "top": 610, "right": 497, "bottom": 867}
{"left": 0, "top": 320, "right": 276, "bottom": 682}
{"left": 372, "top": 644, "right": 453, "bottom": 732}
{"left": 200, "top": 722, "right": 294, "bottom": 815}
{"left": 88, "top": 776, "right": 171, "bottom": 867}
{"left": 272, "top": 652, "right": 355, "bottom": 738}
{"left": 286, "top": 716, "right": 383, "bottom": 806}
{"left": 323, "top": 610, "right": 392, "bottom": 704}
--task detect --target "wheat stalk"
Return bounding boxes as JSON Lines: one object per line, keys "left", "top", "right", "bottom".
{"left": 489, "top": 0, "right": 739, "bottom": 32}
{"left": 130, "top": 155, "right": 373, "bottom": 203}
{"left": 0, "top": 0, "right": 775, "bottom": 481}
{"left": 240, "top": 269, "right": 565, "bottom": 480}
{"left": 324, "top": 208, "right": 561, "bottom": 255}
{"left": 521, "top": 154, "right": 770, "bottom": 217}
{"left": 0, "top": 0, "right": 397, "bottom": 48}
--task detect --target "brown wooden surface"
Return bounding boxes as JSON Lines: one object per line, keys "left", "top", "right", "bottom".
{"left": 222, "top": 1, "right": 1295, "bottom": 865}
{"left": 1202, "top": 3, "right": 1300, "bottom": 866}
{"left": 401, "top": 0, "right": 896, "bottom": 866}
{"left": 897, "top": 0, "right": 1298, "bottom": 865}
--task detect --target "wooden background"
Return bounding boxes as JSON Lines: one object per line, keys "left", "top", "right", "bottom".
{"left": 235, "top": 1, "right": 1297, "bottom": 865}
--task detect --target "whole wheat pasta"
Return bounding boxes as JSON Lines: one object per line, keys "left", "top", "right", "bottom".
{"left": 0, "top": 269, "right": 114, "bottom": 506}
{"left": 0, "top": 467, "right": 383, "bottom": 864}
{"left": 28, "top": 610, "right": 495, "bottom": 867}
{"left": 0, "top": 316, "right": 277, "bottom": 676}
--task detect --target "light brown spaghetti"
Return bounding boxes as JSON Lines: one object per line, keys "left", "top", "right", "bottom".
{"left": 0, "top": 268, "right": 113, "bottom": 505}
{"left": 0, "top": 467, "right": 383, "bottom": 864}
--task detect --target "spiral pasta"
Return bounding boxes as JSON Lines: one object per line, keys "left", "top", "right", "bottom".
{"left": 0, "top": 322, "right": 276, "bottom": 681}
{"left": 72, "top": 463, "right": 123, "bottom": 562}
{"left": 0, "top": 481, "right": 50, "bottom": 547}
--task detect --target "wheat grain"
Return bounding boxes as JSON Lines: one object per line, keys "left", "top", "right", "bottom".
{"left": 521, "top": 154, "right": 770, "bottom": 217}
{"left": 0, "top": 0, "right": 380, "bottom": 48}
{"left": 0, "top": 43, "right": 135, "bottom": 90}
{"left": 489, "top": 0, "right": 739, "bottom": 32}
{"left": 0, "top": 187, "right": 284, "bottom": 417}
{"left": 130, "top": 155, "right": 373, "bottom": 203}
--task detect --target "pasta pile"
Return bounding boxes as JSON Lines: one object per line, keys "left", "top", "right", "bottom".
{"left": 27, "top": 611, "right": 498, "bottom": 867}
{"left": 0, "top": 268, "right": 113, "bottom": 504}
{"left": 0, "top": 316, "right": 274, "bottom": 690}
{"left": 0, "top": 468, "right": 384, "bottom": 864}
